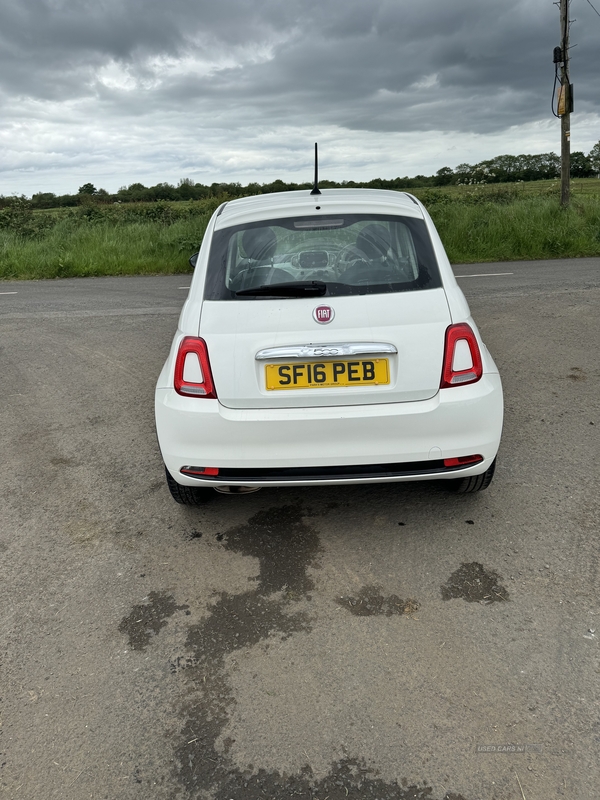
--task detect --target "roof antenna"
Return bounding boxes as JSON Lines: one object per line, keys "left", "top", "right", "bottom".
{"left": 310, "top": 142, "right": 321, "bottom": 195}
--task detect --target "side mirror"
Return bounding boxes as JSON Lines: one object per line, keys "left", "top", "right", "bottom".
{"left": 189, "top": 252, "right": 199, "bottom": 269}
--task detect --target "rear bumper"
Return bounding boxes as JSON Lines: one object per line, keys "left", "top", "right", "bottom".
{"left": 155, "top": 373, "right": 503, "bottom": 488}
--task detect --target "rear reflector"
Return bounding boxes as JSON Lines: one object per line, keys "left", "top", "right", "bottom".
{"left": 180, "top": 466, "right": 220, "bottom": 477}
{"left": 440, "top": 323, "right": 483, "bottom": 388}
{"left": 443, "top": 455, "right": 483, "bottom": 468}
{"left": 174, "top": 337, "right": 217, "bottom": 398}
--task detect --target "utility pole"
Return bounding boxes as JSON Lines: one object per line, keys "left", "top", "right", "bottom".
{"left": 559, "top": 0, "right": 571, "bottom": 207}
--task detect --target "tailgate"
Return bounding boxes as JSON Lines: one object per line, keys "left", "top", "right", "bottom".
{"left": 201, "top": 289, "right": 451, "bottom": 409}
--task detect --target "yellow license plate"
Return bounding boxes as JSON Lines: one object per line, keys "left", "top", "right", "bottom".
{"left": 265, "top": 359, "right": 389, "bottom": 390}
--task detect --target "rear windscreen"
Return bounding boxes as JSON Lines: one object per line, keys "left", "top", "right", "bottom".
{"left": 203, "top": 213, "right": 442, "bottom": 300}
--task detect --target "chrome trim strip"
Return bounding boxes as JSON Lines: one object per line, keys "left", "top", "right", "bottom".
{"left": 255, "top": 342, "right": 398, "bottom": 360}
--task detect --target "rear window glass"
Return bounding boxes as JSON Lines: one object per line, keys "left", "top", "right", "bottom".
{"left": 203, "top": 213, "right": 442, "bottom": 300}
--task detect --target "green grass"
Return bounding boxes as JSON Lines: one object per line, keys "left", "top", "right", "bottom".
{"left": 2, "top": 222, "right": 194, "bottom": 279}
{"left": 429, "top": 194, "right": 600, "bottom": 263}
{"left": 395, "top": 179, "right": 600, "bottom": 263}
{"left": 0, "top": 198, "right": 220, "bottom": 280}
{"left": 412, "top": 176, "right": 600, "bottom": 201}
{"left": 1, "top": 182, "right": 600, "bottom": 280}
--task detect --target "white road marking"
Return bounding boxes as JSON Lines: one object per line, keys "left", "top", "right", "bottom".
{"left": 0, "top": 291, "right": 18, "bottom": 295}
{"left": 2, "top": 307, "right": 181, "bottom": 320}
{"left": 455, "top": 272, "right": 514, "bottom": 278}
{"left": 178, "top": 286, "right": 190, "bottom": 289}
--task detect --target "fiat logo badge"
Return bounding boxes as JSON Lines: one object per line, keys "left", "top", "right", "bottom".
{"left": 313, "top": 305, "right": 334, "bottom": 324}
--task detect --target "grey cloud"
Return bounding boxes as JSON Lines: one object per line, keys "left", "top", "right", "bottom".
{"left": 0, "top": 0, "right": 301, "bottom": 100}
{"left": 0, "top": 0, "right": 598, "bottom": 194}
{"left": 117, "top": 0, "right": 583, "bottom": 137}
{"left": 1, "top": 0, "right": 598, "bottom": 132}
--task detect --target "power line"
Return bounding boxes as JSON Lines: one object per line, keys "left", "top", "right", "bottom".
{"left": 583, "top": 0, "right": 600, "bottom": 18}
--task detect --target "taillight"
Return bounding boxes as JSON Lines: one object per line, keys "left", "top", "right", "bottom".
{"left": 440, "top": 323, "right": 483, "bottom": 388}
{"left": 444, "top": 455, "right": 483, "bottom": 468}
{"left": 174, "top": 337, "right": 217, "bottom": 398}
{"left": 180, "top": 466, "right": 219, "bottom": 476}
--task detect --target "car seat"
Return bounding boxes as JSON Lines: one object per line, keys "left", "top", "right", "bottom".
{"left": 230, "top": 227, "right": 294, "bottom": 291}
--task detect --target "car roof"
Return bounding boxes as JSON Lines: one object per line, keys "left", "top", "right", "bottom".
{"left": 214, "top": 188, "right": 424, "bottom": 230}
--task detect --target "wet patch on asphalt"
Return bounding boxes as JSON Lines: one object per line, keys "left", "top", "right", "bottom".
{"left": 118, "top": 591, "right": 190, "bottom": 651}
{"left": 441, "top": 562, "right": 509, "bottom": 604}
{"left": 170, "top": 505, "right": 317, "bottom": 795}
{"left": 141, "top": 505, "right": 469, "bottom": 799}
{"left": 337, "top": 585, "right": 420, "bottom": 617}
{"left": 50, "top": 456, "right": 77, "bottom": 467}
{"left": 171, "top": 588, "right": 311, "bottom": 795}
{"left": 218, "top": 504, "right": 323, "bottom": 597}
{"left": 210, "top": 758, "right": 467, "bottom": 800}
{"left": 175, "top": 590, "right": 309, "bottom": 673}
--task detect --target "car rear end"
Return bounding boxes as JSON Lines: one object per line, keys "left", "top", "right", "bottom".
{"left": 155, "top": 189, "right": 503, "bottom": 492}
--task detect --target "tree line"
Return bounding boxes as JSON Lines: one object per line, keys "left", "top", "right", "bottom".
{"left": 435, "top": 144, "right": 600, "bottom": 185}
{"left": 2, "top": 143, "right": 599, "bottom": 210}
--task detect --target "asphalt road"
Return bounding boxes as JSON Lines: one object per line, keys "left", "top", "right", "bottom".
{"left": 1, "top": 258, "right": 599, "bottom": 800}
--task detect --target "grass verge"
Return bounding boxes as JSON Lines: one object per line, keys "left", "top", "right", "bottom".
{"left": 1, "top": 185, "right": 599, "bottom": 280}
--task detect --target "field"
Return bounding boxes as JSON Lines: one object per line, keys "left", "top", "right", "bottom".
{"left": 1, "top": 179, "right": 600, "bottom": 280}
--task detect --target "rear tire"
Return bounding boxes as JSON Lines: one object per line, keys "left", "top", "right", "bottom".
{"left": 165, "top": 468, "right": 214, "bottom": 505}
{"left": 447, "top": 458, "right": 496, "bottom": 494}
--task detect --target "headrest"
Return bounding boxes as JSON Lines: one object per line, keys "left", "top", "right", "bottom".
{"left": 356, "top": 223, "right": 391, "bottom": 259}
{"left": 241, "top": 227, "right": 277, "bottom": 261}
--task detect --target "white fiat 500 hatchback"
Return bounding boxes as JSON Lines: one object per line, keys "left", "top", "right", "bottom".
{"left": 155, "top": 188, "right": 503, "bottom": 503}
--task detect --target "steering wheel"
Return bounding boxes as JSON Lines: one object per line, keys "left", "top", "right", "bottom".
{"left": 336, "top": 244, "right": 370, "bottom": 269}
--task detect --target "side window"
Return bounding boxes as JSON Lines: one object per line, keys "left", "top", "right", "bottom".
{"left": 390, "top": 222, "right": 419, "bottom": 280}
{"left": 225, "top": 233, "right": 240, "bottom": 286}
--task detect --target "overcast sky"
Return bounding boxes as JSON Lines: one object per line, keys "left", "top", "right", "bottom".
{"left": 0, "top": 0, "right": 598, "bottom": 195}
